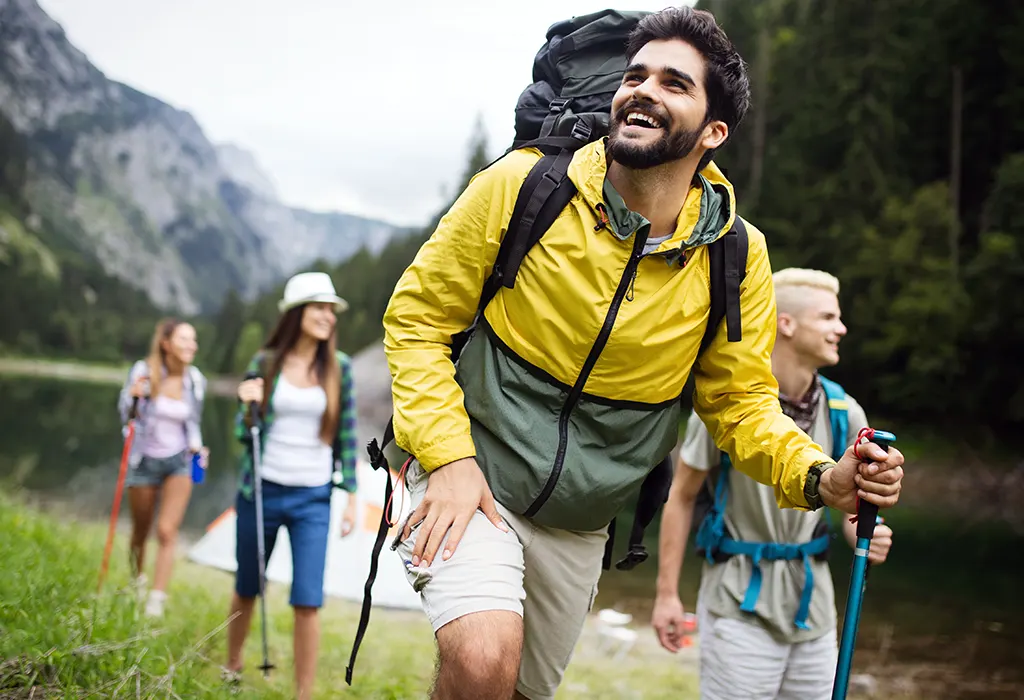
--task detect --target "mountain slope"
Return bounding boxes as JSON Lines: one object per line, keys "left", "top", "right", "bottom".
{"left": 0, "top": 0, "right": 404, "bottom": 315}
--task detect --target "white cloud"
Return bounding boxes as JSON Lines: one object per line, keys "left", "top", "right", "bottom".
{"left": 37, "top": 0, "right": 681, "bottom": 227}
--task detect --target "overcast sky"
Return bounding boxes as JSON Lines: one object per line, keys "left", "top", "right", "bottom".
{"left": 37, "top": 0, "right": 682, "bottom": 227}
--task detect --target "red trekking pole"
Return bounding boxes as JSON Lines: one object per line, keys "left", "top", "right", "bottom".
{"left": 97, "top": 397, "right": 138, "bottom": 593}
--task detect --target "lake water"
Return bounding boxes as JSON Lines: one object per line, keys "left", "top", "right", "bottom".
{"left": 1, "top": 375, "right": 1021, "bottom": 698}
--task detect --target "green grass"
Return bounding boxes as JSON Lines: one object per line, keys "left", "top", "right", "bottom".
{"left": 0, "top": 493, "right": 701, "bottom": 699}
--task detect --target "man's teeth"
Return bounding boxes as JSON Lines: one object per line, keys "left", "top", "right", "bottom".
{"left": 626, "top": 112, "right": 661, "bottom": 128}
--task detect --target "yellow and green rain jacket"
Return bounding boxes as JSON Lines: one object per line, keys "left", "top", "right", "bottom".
{"left": 382, "top": 139, "right": 834, "bottom": 532}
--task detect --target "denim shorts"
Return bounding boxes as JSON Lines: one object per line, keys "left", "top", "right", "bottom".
{"left": 234, "top": 480, "right": 332, "bottom": 608}
{"left": 125, "top": 450, "right": 190, "bottom": 487}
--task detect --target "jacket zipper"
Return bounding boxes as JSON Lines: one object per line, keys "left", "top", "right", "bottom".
{"left": 524, "top": 227, "right": 650, "bottom": 517}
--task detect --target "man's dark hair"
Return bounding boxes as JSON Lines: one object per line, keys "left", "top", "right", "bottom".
{"left": 625, "top": 7, "right": 750, "bottom": 168}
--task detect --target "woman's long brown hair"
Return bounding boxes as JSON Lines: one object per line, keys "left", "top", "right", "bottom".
{"left": 260, "top": 305, "right": 340, "bottom": 445}
{"left": 145, "top": 317, "right": 187, "bottom": 400}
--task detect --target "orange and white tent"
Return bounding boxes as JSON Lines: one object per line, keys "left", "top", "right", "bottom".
{"left": 187, "top": 459, "right": 421, "bottom": 611}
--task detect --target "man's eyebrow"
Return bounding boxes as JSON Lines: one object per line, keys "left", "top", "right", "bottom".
{"left": 623, "top": 63, "right": 697, "bottom": 88}
{"left": 664, "top": 66, "right": 697, "bottom": 87}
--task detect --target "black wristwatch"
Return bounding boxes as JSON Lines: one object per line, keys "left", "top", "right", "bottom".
{"left": 804, "top": 462, "right": 834, "bottom": 510}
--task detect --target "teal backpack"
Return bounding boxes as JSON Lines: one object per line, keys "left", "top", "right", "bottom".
{"left": 692, "top": 376, "right": 849, "bottom": 630}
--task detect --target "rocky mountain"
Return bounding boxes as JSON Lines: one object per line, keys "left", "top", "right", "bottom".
{"left": 0, "top": 0, "right": 405, "bottom": 315}
{"left": 215, "top": 143, "right": 279, "bottom": 201}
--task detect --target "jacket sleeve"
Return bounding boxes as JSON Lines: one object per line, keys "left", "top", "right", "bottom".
{"left": 335, "top": 352, "right": 359, "bottom": 492}
{"left": 691, "top": 220, "right": 834, "bottom": 510}
{"left": 381, "top": 151, "right": 535, "bottom": 471}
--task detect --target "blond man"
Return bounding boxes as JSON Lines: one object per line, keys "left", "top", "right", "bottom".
{"left": 652, "top": 268, "right": 895, "bottom": 699}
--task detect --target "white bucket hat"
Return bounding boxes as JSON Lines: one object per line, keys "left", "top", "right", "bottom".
{"left": 278, "top": 271, "right": 349, "bottom": 313}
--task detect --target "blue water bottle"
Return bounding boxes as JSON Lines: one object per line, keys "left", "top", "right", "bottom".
{"left": 191, "top": 452, "right": 205, "bottom": 484}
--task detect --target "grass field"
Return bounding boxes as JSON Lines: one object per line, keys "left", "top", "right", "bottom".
{"left": 0, "top": 492, "right": 702, "bottom": 699}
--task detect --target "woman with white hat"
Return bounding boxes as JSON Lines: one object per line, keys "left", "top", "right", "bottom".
{"left": 222, "top": 271, "right": 359, "bottom": 699}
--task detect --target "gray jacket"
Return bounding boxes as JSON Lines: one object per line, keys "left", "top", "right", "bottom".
{"left": 117, "top": 360, "right": 207, "bottom": 467}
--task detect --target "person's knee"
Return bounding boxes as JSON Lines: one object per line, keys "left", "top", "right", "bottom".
{"left": 437, "top": 613, "right": 522, "bottom": 693}
{"left": 441, "top": 640, "right": 519, "bottom": 692}
{"left": 156, "top": 523, "right": 178, "bottom": 547}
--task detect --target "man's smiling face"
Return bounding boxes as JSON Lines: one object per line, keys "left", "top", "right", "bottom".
{"left": 607, "top": 38, "right": 717, "bottom": 170}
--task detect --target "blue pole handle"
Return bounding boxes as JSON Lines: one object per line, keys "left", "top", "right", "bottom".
{"left": 833, "top": 429, "right": 896, "bottom": 700}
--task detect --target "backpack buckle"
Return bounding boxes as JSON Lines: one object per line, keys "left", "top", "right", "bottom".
{"left": 570, "top": 119, "right": 593, "bottom": 143}
{"left": 615, "top": 544, "right": 649, "bottom": 571}
{"left": 366, "top": 438, "right": 389, "bottom": 472}
{"left": 548, "top": 98, "right": 572, "bottom": 114}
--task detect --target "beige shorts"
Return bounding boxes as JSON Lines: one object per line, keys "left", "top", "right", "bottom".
{"left": 697, "top": 598, "right": 839, "bottom": 700}
{"left": 393, "top": 461, "right": 608, "bottom": 700}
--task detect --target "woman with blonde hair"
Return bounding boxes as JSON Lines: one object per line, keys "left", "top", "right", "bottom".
{"left": 117, "top": 317, "right": 208, "bottom": 617}
{"left": 223, "top": 272, "right": 358, "bottom": 699}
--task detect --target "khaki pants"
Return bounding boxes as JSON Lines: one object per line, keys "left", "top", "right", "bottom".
{"left": 393, "top": 461, "right": 608, "bottom": 700}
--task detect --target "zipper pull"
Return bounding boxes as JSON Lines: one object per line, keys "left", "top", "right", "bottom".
{"left": 594, "top": 203, "right": 611, "bottom": 232}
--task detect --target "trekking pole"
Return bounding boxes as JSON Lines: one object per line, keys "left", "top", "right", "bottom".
{"left": 832, "top": 428, "right": 897, "bottom": 700}
{"left": 98, "top": 397, "right": 138, "bottom": 593}
{"left": 247, "top": 396, "right": 275, "bottom": 679}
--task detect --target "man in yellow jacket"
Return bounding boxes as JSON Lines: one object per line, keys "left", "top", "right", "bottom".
{"left": 382, "top": 7, "right": 905, "bottom": 700}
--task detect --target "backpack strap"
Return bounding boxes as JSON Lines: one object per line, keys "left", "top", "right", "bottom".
{"left": 818, "top": 375, "right": 849, "bottom": 537}
{"left": 346, "top": 420, "right": 395, "bottom": 686}
{"left": 818, "top": 375, "right": 849, "bottom": 463}
{"left": 699, "top": 217, "right": 749, "bottom": 357}
{"left": 697, "top": 453, "right": 829, "bottom": 631}
{"left": 450, "top": 149, "right": 579, "bottom": 363}
{"left": 612, "top": 454, "right": 673, "bottom": 570}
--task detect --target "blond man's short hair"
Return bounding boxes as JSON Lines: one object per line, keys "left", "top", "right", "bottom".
{"left": 773, "top": 268, "right": 840, "bottom": 316}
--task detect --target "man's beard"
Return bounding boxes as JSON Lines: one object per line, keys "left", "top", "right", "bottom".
{"left": 606, "top": 102, "right": 706, "bottom": 170}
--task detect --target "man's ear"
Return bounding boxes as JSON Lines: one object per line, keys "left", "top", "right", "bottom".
{"left": 701, "top": 120, "right": 728, "bottom": 151}
{"left": 777, "top": 312, "right": 796, "bottom": 339}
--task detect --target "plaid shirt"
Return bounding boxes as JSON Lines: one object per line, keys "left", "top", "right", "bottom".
{"left": 234, "top": 349, "right": 358, "bottom": 499}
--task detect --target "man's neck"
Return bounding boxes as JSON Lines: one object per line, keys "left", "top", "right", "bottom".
{"left": 606, "top": 155, "right": 701, "bottom": 237}
{"left": 772, "top": 348, "right": 818, "bottom": 400}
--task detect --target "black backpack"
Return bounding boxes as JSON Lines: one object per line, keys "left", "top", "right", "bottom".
{"left": 345, "top": 10, "right": 749, "bottom": 684}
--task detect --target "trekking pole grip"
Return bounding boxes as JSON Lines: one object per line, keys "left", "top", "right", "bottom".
{"left": 243, "top": 369, "right": 261, "bottom": 429}
{"left": 855, "top": 430, "right": 896, "bottom": 538}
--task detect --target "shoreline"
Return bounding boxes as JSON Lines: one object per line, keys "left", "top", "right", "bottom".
{"left": 0, "top": 355, "right": 241, "bottom": 397}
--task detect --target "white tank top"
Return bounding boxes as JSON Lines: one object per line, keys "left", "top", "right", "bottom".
{"left": 259, "top": 376, "right": 333, "bottom": 487}
{"left": 142, "top": 395, "right": 190, "bottom": 459}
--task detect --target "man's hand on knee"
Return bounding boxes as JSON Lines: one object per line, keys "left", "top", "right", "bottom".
{"left": 402, "top": 458, "right": 509, "bottom": 567}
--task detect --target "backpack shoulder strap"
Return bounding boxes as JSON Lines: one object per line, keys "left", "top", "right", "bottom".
{"left": 494, "top": 148, "right": 578, "bottom": 292}
{"left": 698, "top": 217, "right": 749, "bottom": 357}
{"left": 818, "top": 376, "right": 849, "bottom": 462}
{"left": 693, "top": 453, "right": 733, "bottom": 564}
{"left": 450, "top": 148, "right": 578, "bottom": 363}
